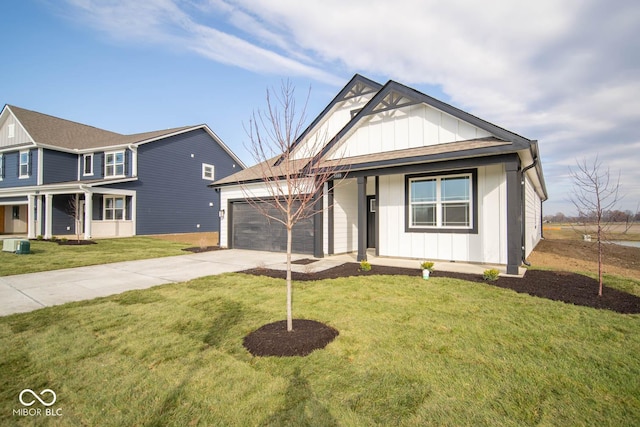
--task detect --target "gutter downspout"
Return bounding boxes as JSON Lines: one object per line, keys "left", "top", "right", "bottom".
{"left": 521, "top": 155, "right": 538, "bottom": 267}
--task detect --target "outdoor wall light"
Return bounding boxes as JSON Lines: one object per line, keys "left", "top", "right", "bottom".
{"left": 218, "top": 209, "right": 225, "bottom": 218}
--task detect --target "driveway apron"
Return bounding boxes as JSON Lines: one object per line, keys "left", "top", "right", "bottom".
{"left": 0, "top": 249, "right": 302, "bottom": 316}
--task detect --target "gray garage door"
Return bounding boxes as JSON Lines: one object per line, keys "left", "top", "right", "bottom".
{"left": 230, "top": 200, "right": 314, "bottom": 254}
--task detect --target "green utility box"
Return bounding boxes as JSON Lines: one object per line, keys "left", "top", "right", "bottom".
{"left": 15, "top": 240, "right": 30, "bottom": 255}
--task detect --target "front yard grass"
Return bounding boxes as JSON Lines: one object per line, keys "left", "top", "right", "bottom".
{"left": 0, "top": 237, "right": 190, "bottom": 276}
{"left": 1, "top": 273, "right": 638, "bottom": 426}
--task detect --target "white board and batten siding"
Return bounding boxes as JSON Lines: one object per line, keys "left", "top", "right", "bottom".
{"left": 524, "top": 175, "right": 542, "bottom": 257}
{"left": 0, "top": 112, "right": 32, "bottom": 148}
{"left": 291, "top": 93, "right": 376, "bottom": 160}
{"left": 330, "top": 178, "right": 376, "bottom": 254}
{"left": 329, "top": 103, "right": 492, "bottom": 160}
{"left": 373, "top": 164, "right": 508, "bottom": 264}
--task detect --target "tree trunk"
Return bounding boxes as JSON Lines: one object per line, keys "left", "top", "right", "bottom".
{"left": 598, "top": 223, "right": 603, "bottom": 297}
{"left": 286, "top": 226, "right": 293, "bottom": 332}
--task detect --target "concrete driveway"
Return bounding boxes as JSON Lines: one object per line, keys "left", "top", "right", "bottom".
{"left": 0, "top": 249, "right": 309, "bottom": 317}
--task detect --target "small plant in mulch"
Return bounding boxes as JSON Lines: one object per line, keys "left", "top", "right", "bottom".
{"left": 483, "top": 268, "right": 500, "bottom": 281}
{"left": 420, "top": 261, "right": 434, "bottom": 271}
{"left": 359, "top": 260, "right": 372, "bottom": 272}
{"left": 36, "top": 235, "right": 44, "bottom": 241}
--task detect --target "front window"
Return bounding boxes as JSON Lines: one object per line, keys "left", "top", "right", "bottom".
{"left": 408, "top": 173, "right": 472, "bottom": 229}
{"left": 19, "top": 151, "right": 30, "bottom": 178}
{"left": 105, "top": 151, "right": 125, "bottom": 177}
{"left": 104, "top": 196, "right": 125, "bottom": 220}
{"left": 83, "top": 154, "right": 93, "bottom": 176}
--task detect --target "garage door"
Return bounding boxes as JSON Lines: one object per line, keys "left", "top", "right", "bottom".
{"left": 230, "top": 200, "right": 315, "bottom": 254}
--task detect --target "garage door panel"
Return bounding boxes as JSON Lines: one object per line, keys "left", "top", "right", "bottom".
{"left": 231, "top": 201, "right": 314, "bottom": 254}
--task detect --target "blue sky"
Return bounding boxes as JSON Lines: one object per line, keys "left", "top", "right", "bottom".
{"left": 2, "top": 0, "right": 639, "bottom": 215}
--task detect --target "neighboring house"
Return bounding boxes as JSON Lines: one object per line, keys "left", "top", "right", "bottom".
{"left": 213, "top": 75, "right": 547, "bottom": 274}
{"left": 0, "top": 105, "right": 245, "bottom": 239}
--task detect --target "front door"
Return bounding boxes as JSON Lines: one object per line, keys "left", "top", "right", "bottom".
{"left": 367, "top": 196, "right": 376, "bottom": 248}
{"left": 0, "top": 206, "right": 4, "bottom": 233}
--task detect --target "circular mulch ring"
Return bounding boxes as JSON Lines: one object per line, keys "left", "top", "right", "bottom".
{"left": 243, "top": 319, "right": 339, "bottom": 357}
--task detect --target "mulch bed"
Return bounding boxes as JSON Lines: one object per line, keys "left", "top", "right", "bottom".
{"left": 56, "top": 240, "right": 97, "bottom": 245}
{"left": 243, "top": 319, "right": 339, "bottom": 357}
{"left": 240, "top": 262, "right": 640, "bottom": 357}
{"left": 241, "top": 263, "right": 640, "bottom": 314}
{"left": 182, "top": 246, "right": 223, "bottom": 253}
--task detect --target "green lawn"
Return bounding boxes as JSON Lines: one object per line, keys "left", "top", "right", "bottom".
{"left": 0, "top": 237, "right": 191, "bottom": 276}
{"left": 1, "top": 273, "right": 638, "bottom": 426}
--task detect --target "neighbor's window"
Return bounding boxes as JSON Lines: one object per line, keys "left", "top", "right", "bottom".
{"left": 104, "top": 196, "right": 125, "bottom": 220}
{"left": 83, "top": 154, "right": 93, "bottom": 176}
{"left": 202, "top": 163, "right": 215, "bottom": 180}
{"left": 19, "top": 151, "right": 30, "bottom": 178}
{"left": 409, "top": 173, "right": 472, "bottom": 229}
{"left": 105, "top": 151, "right": 125, "bottom": 177}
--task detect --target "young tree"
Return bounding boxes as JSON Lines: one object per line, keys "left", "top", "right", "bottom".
{"left": 569, "top": 156, "right": 623, "bottom": 296}
{"left": 67, "top": 194, "right": 83, "bottom": 243}
{"left": 242, "top": 80, "right": 345, "bottom": 332}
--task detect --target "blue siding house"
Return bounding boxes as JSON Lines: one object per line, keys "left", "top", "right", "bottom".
{"left": 0, "top": 105, "right": 245, "bottom": 239}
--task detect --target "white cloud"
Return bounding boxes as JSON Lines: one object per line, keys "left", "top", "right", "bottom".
{"left": 62, "top": 0, "right": 640, "bottom": 213}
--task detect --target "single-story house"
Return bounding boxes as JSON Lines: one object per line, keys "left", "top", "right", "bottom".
{"left": 0, "top": 104, "right": 245, "bottom": 239}
{"left": 213, "top": 74, "right": 547, "bottom": 274}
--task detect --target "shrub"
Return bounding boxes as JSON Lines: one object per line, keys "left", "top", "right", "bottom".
{"left": 359, "top": 260, "right": 372, "bottom": 272}
{"left": 420, "top": 261, "right": 434, "bottom": 271}
{"left": 36, "top": 235, "right": 44, "bottom": 241}
{"left": 483, "top": 268, "right": 500, "bottom": 281}
{"left": 60, "top": 238, "right": 68, "bottom": 243}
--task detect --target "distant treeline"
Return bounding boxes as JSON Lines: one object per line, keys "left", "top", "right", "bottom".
{"left": 544, "top": 210, "right": 640, "bottom": 223}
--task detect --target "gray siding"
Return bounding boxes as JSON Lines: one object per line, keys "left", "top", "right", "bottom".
{"left": 52, "top": 194, "right": 74, "bottom": 235}
{"left": 43, "top": 149, "right": 77, "bottom": 184}
{"left": 111, "top": 129, "right": 240, "bottom": 235}
{"left": 0, "top": 149, "right": 38, "bottom": 188}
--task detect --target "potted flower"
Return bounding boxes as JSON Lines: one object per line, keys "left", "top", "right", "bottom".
{"left": 420, "top": 261, "right": 434, "bottom": 279}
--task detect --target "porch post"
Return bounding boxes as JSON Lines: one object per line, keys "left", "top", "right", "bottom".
{"left": 36, "top": 195, "right": 43, "bottom": 237}
{"left": 357, "top": 176, "right": 367, "bottom": 261}
{"left": 44, "top": 194, "right": 53, "bottom": 239}
{"left": 84, "top": 192, "right": 93, "bottom": 240}
{"left": 27, "top": 194, "right": 36, "bottom": 239}
{"left": 506, "top": 159, "right": 522, "bottom": 275}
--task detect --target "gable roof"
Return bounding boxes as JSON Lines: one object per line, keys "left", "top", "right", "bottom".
{"left": 2, "top": 105, "right": 246, "bottom": 167}
{"left": 318, "top": 79, "right": 532, "bottom": 160}
{"left": 5, "top": 105, "right": 193, "bottom": 150}
{"left": 214, "top": 74, "right": 546, "bottom": 198}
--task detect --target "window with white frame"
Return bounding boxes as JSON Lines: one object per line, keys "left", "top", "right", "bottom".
{"left": 407, "top": 172, "right": 473, "bottom": 230}
{"left": 104, "top": 196, "right": 125, "bottom": 220}
{"left": 19, "top": 151, "right": 30, "bottom": 178}
{"left": 202, "top": 163, "right": 215, "bottom": 180}
{"left": 104, "top": 151, "right": 125, "bottom": 177}
{"left": 83, "top": 154, "right": 93, "bottom": 176}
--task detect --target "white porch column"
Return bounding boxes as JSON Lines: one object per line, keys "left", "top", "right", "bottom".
{"left": 44, "top": 194, "right": 53, "bottom": 239}
{"left": 84, "top": 192, "right": 93, "bottom": 240}
{"left": 36, "top": 195, "right": 42, "bottom": 238}
{"left": 27, "top": 194, "right": 36, "bottom": 239}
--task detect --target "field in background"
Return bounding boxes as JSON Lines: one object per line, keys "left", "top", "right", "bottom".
{"left": 543, "top": 223, "right": 640, "bottom": 241}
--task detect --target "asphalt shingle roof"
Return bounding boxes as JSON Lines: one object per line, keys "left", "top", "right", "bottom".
{"left": 8, "top": 105, "right": 193, "bottom": 150}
